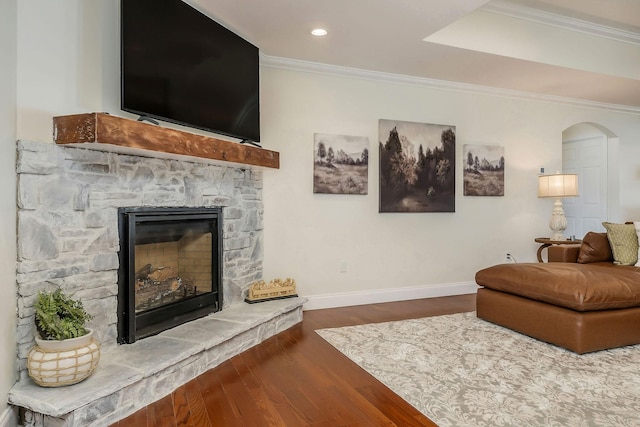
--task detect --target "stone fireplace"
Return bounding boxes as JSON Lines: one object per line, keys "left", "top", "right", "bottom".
{"left": 10, "top": 133, "right": 306, "bottom": 426}
{"left": 14, "top": 139, "right": 263, "bottom": 375}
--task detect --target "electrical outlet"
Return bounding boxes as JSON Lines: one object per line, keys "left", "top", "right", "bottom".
{"left": 339, "top": 260, "right": 348, "bottom": 273}
{"left": 506, "top": 253, "right": 516, "bottom": 263}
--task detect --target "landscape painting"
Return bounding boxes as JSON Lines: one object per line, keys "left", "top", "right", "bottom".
{"left": 379, "top": 119, "right": 455, "bottom": 212}
{"left": 463, "top": 144, "right": 505, "bottom": 196}
{"left": 314, "top": 133, "right": 369, "bottom": 195}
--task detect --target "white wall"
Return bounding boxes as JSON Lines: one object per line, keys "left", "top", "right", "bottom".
{"left": 16, "top": 0, "right": 119, "bottom": 143}
{"left": 11, "top": 2, "right": 640, "bottom": 313}
{"left": 0, "top": 0, "right": 18, "bottom": 424}
{"left": 259, "top": 64, "right": 640, "bottom": 308}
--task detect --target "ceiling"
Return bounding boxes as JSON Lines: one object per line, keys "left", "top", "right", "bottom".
{"left": 194, "top": 0, "right": 640, "bottom": 110}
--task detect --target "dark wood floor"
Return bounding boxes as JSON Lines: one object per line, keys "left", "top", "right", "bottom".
{"left": 112, "top": 294, "right": 476, "bottom": 427}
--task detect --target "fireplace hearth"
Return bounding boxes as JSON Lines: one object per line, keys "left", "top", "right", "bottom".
{"left": 117, "top": 207, "right": 223, "bottom": 343}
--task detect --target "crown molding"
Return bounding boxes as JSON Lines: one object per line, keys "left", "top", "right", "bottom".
{"left": 260, "top": 54, "right": 640, "bottom": 115}
{"left": 483, "top": 0, "right": 640, "bottom": 46}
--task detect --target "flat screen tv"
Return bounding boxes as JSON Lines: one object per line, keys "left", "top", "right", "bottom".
{"left": 121, "top": 0, "right": 260, "bottom": 143}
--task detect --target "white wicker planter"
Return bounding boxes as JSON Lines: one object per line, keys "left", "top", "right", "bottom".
{"left": 27, "top": 329, "right": 101, "bottom": 387}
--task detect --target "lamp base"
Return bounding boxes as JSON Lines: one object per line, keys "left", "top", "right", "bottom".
{"left": 549, "top": 198, "right": 568, "bottom": 241}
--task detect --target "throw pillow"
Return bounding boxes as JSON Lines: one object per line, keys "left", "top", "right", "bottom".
{"left": 635, "top": 222, "right": 640, "bottom": 267}
{"left": 602, "top": 222, "right": 639, "bottom": 266}
{"left": 577, "top": 232, "right": 613, "bottom": 263}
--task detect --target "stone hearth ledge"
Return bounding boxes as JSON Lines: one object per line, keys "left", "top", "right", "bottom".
{"left": 9, "top": 297, "right": 307, "bottom": 427}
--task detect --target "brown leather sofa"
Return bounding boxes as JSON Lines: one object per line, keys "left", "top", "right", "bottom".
{"left": 475, "top": 232, "right": 640, "bottom": 354}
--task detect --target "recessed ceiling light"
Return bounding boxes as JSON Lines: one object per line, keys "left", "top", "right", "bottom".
{"left": 311, "top": 28, "right": 327, "bottom": 36}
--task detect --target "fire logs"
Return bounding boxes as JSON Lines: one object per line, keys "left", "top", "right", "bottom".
{"left": 134, "top": 264, "right": 196, "bottom": 310}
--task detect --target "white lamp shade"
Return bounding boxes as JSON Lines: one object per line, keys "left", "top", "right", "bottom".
{"left": 538, "top": 174, "right": 578, "bottom": 198}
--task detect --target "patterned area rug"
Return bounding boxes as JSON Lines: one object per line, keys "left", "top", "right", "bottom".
{"left": 316, "top": 312, "right": 640, "bottom": 427}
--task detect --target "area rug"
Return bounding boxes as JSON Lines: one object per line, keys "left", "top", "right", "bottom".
{"left": 316, "top": 312, "right": 640, "bottom": 427}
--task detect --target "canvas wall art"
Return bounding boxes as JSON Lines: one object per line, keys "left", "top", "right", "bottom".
{"left": 379, "top": 119, "right": 456, "bottom": 212}
{"left": 463, "top": 144, "right": 505, "bottom": 196}
{"left": 314, "top": 133, "right": 369, "bottom": 195}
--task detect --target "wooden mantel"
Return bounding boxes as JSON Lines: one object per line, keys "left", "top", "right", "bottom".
{"left": 53, "top": 113, "right": 279, "bottom": 169}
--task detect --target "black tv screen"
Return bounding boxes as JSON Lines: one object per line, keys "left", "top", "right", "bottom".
{"left": 121, "top": 0, "right": 260, "bottom": 143}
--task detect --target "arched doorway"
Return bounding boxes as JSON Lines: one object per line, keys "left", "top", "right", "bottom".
{"left": 562, "top": 122, "right": 619, "bottom": 239}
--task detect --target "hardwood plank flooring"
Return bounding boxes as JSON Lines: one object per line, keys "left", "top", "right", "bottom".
{"left": 112, "top": 294, "right": 476, "bottom": 426}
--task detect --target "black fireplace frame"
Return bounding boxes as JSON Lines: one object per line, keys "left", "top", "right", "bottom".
{"left": 117, "top": 207, "right": 223, "bottom": 344}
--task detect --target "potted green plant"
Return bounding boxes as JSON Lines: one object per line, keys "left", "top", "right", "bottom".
{"left": 27, "top": 288, "right": 101, "bottom": 387}
{"left": 35, "top": 288, "right": 93, "bottom": 340}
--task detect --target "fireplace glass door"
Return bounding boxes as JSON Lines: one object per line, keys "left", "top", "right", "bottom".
{"left": 118, "top": 207, "right": 222, "bottom": 343}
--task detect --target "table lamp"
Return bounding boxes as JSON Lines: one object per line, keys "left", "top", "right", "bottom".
{"left": 538, "top": 173, "right": 579, "bottom": 240}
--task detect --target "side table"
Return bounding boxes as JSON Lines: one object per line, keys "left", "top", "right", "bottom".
{"left": 534, "top": 237, "right": 582, "bottom": 262}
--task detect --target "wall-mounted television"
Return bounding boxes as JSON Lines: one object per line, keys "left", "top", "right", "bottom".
{"left": 121, "top": 0, "right": 260, "bottom": 143}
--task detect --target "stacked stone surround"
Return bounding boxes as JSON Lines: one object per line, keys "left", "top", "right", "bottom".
{"left": 15, "top": 139, "right": 265, "bottom": 379}
{"left": 11, "top": 140, "right": 308, "bottom": 426}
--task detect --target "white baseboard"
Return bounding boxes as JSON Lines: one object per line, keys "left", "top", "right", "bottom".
{"left": 302, "top": 281, "right": 478, "bottom": 310}
{"left": 0, "top": 405, "right": 18, "bottom": 427}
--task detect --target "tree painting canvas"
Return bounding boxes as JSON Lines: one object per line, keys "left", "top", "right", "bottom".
{"left": 463, "top": 144, "right": 505, "bottom": 196}
{"left": 314, "top": 133, "right": 369, "bottom": 195}
{"left": 379, "top": 119, "right": 455, "bottom": 212}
